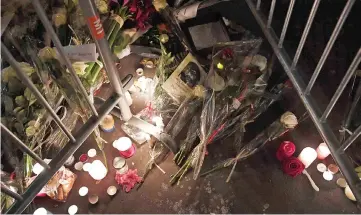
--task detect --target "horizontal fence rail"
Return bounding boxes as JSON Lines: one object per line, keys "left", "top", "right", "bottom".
{"left": 246, "top": 0, "right": 361, "bottom": 202}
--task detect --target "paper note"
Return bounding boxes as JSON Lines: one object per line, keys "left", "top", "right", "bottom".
{"left": 57, "top": 43, "right": 98, "bottom": 62}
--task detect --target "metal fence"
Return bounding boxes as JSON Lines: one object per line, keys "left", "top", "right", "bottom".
{"left": 246, "top": 0, "right": 361, "bottom": 202}
{"left": 0, "top": 0, "right": 134, "bottom": 213}
{"left": 1, "top": 0, "right": 361, "bottom": 213}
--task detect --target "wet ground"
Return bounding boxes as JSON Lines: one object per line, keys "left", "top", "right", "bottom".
{"left": 34, "top": 54, "right": 360, "bottom": 214}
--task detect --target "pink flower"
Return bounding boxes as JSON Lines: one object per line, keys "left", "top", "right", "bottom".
{"left": 115, "top": 169, "right": 142, "bottom": 192}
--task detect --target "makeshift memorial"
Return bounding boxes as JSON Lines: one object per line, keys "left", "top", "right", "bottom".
{"left": 115, "top": 169, "right": 142, "bottom": 192}
{"left": 200, "top": 112, "right": 299, "bottom": 183}
{"left": 298, "top": 147, "right": 319, "bottom": 191}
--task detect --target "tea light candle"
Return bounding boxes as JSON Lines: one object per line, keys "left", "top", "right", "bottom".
{"left": 88, "top": 194, "right": 99, "bottom": 204}
{"left": 113, "top": 137, "right": 136, "bottom": 158}
{"left": 74, "top": 162, "right": 84, "bottom": 171}
{"left": 323, "top": 171, "right": 333, "bottom": 181}
{"left": 68, "top": 205, "right": 78, "bottom": 215}
{"left": 83, "top": 163, "right": 92, "bottom": 172}
{"left": 298, "top": 147, "right": 317, "bottom": 168}
{"left": 316, "top": 163, "right": 327, "bottom": 172}
{"left": 100, "top": 115, "right": 115, "bottom": 132}
{"left": 316, "top": 142, "right": 330, "bottom": 159}
{"left": 107, "top": 186, "right": 117, "bottom": 196}
{"left": 33, "top": 207, "right": 48, "bottom": 215}
{"left": 88, "top": 160, "right": 107, "bottom": 180}
{"left": 78, "top": 186, "right": 88, "bottom": 196}
{"left": 328, "top": 164, "right": 339, "bottom": 174}
{"left": 79, "top": 154, "right": 88, "bottom": 162}
{"left": 337, "top": 178, "right": 347, "bottom": 188}
{"left": 87, "top": 149, "right": 97, "bottom": 158}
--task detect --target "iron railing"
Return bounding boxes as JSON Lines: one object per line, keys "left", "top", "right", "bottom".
{"left": 0, "top": 0, "right": 136, "bottom": 213}
{"left": 245, "top": 0, "right": 361, "bottom": 202}
{"left": 1, "top": 0, "right": 361, "bottom": 213}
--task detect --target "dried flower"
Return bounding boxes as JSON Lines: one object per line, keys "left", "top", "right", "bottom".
{"left": 52, "top": 8, "right": 67, "bottom": 28}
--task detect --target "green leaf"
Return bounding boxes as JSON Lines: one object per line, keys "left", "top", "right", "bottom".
{"left": 25, "top": 126, "right": 37, "bottom": 137}
{"left": 13, "top": 107, "right": 23, "bottom": 115}
{"left": 7, "top": 77, "right": 25, "bottom": 95}
{"left": 16, "top": 109, "right": 27, "bottom": 123}
{"left": 24, "top": 88, "right": 37, "bottom": 106}
{"left": 2, "top": 96, "right": 14, "bottom": 115}
{"left": 14, "top": 122, "right": 25, "bottom": 136}
{"left": 15, "top": 96, "right": 26, "bottom": 107}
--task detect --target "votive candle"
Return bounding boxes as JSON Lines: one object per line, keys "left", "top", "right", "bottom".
{"left": 298, "top": 147, "right": 317, "bottom": 168}
{"left": 316, "top": 142, "right": 330, "bottom": 159}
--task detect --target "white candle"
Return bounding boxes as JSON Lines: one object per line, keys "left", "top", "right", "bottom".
{"left": 298, "top": 147, "right": 317, "bottom": 168}
{"left": 83, "top": 163, "right": 92, "bottom": 172}
{"left": 107, "top": 186, "right": 117, "bottom": 196}
{"left": 33, "top": 159, "right": 51, "bottom": 175}
{"left": 113, "top": 137, "right": 132, "bottom": 151}
{"left": 64, "top": 155, "right": 75, "bottom": 166}
{"left": 33, "top": 208, "right": 48, "bottom": 215}
{"left": 78, "top": 186, "right": 88, "bottom": 196}
{"left": 87, "top": 149, "right": 97, "bottom": 158}
{"left": 316, "top": 142, "right": 330, "bottom": 159}
{"left": 323, "top": 171, "right": 333, "bottom": 181}
{"left": 74, "top": 162, "right": 83, "bottom": 171}
{"left": 88, "top": 160, "right": 107, "bottom": 180}
{"left": 316, "top": 163, "right": 327, "bottom": 172}
{"left": 68, "top": 205, "right": 78, "bottom": 215}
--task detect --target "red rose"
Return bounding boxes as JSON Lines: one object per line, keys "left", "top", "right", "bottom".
{"left": 276, "top": 141, "right": 296, "bottom": 161}
{"left": 282, "top": 157, "right": 305, "bottom": 177}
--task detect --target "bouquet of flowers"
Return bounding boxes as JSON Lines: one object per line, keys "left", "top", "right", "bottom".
{"left": 170, "top": 39, "right": 264, "bottom": 184}
{"left": 201, "top": 111, "right": 299, "bottom": 182}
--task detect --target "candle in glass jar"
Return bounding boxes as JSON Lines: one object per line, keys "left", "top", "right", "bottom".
{"left": 298, "top": 147, "right": 317, "bottom": 168}
{"left": 316, "top": 142, "right": 330, "bottom": 159}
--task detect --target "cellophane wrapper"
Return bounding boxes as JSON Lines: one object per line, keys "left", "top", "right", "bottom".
{"left": 192, "top": 39, "right": 263, "bottom": 179}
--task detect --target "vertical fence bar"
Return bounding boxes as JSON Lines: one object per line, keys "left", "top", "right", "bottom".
{"left": 1, "top": 124, "right": 51, "bottom": 169}
{"left": 291, "top": 0, "right": 320, "bottom": 70}
{"left": 305, "top": 0, "right": 356, "bottom": 94}
{"left": 267, "top": 0, "right": 276, "bottom": 28}
{"left": 31, "top": 0, "right": 99, "bottom": 117}
{"left": 0, "top": 184, "right": 23, "bottom": 201}
{"left": 339, "top": 125, "right": 361, "bottom": 152}
{"left": 278, "top": 0, "right": 295, "bottom": 48}
{"left": 245, "top": 0, "right": 361, "bottom": 202}
{"left": 321, "top": 48, "right": 361, "bottom": 121}
{"left": 6, "top": 94, "right": 122, "bottom": 214}
{"left": 1, "top": 43, "right": 76, "bottom": 143}
{"left": 79, "top": 0, "right": 133, "bottom": 121}
{"left": 256, "top": 0, "right": 261, "bottom": 10}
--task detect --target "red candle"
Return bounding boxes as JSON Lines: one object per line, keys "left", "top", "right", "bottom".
{"left": 113, "top": 137, "right": 136, "bottom": 159}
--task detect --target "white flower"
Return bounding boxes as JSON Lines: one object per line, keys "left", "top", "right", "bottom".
{"left": 280, "top": 111, "right": 298, "bottom": 129}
